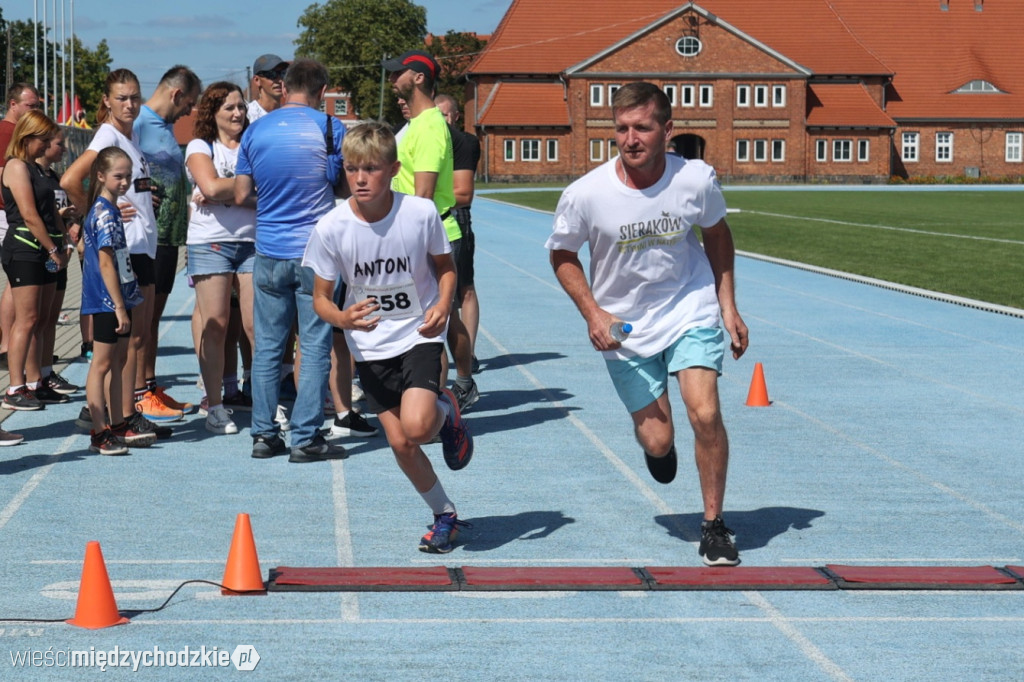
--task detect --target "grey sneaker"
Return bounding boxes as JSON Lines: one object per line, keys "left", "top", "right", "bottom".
{"left": 289, "top": 434, "right": 346, "bottom": 463}
{"left": 451, "top": 379, "right": 479, "bottom": 412}
{"left": 252, "top": 433, "right": 287, "bottom": 459}
{"left": 3, "top": 387, "right": 43, "bottom": 411}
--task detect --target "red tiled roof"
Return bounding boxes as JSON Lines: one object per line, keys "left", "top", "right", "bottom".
{"left": 477, "top": 81, "right": 570, "bottom": 127}
{"left": 806, "top": 83, "right": 895, "bottom": 128}
{"left": 472, "top": 0, "right": 1024, "bottom": 121}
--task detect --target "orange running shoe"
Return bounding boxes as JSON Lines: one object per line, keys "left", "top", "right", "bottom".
{"left": 152, "top": 386, "right": 194, "bottom": 413}
{"left": 135, "top": 390, "right": 184, "bottom": 422}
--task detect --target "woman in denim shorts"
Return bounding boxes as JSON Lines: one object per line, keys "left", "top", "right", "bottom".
{"left": 184, "top": 82, "right": 256, "bottom": 435}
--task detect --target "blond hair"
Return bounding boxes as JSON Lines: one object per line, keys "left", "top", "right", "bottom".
{"left": 341, "top": 120, "right": 398, "bottom": 166}
{"left": 5, "top": 109, "right": 58, "bottom": 162}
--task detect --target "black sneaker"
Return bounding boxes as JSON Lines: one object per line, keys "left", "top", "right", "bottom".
{"left": 699, "top": 517, "right": 740, "bottom": 567}
{"left": 330, "top": 411, "right": 378, "bottom": 438}
{"left": 3, "top": 387, "right": 43, "bottom": 411}
{"left": 89, "top": 428, "right": 129, "bottom": 456}
{"left": 251, "top": 433, "right": 287, "bottom": 459}
{"left": 46, "top": 371, "right": 80, "bottom": 394}
{"left": 644, "top": 445, "right": 677, "bottom": 484}
{"left": 451, "top": 379, "right": 479, "bottom": 412}
{"left": 80, "top": 341, "right": 93, "bottom": 359}
{"left": 35, "top": 384, "right": 70, "bottom": 404}
{"left": 289, "top": 434, "right": 345, "bottom": 463}
{"left": 127, "top": 411, "right": 174, "bottom": 440}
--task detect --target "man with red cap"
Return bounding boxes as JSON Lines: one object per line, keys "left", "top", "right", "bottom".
{"left": 383, "top": 50, "right": 479, "bottom": 413}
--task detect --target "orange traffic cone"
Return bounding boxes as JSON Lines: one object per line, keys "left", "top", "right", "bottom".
{"left": 66, "top": 541, "right": 129, "bottom": 629}
{"left": 221, "top": 513, "right": 266, "bottom": 595}
{"left": 745, "top": 362, "right": 771, "bottom": 407}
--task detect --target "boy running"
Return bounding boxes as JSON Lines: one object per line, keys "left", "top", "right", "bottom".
{"left": 303, "top": 121, "right": 473, "bottom": 553}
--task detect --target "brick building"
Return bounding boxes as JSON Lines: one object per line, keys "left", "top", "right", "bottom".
{"left": 465, "top": 0, "right": 1024, "bottom": 183}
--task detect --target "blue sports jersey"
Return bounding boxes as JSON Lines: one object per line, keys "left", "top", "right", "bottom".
{"left": 236, "top": 106, "right": 345, "bottom": 259}
{"left": 81, "top": 196, "right": 144, "bottom": 315}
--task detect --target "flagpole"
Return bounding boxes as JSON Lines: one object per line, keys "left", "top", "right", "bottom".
{"left": 42, "top": 0, "right": 48, "bottom": 116}
{"left": 61, "top": 0, "right": 66, "bottom": 123}
{"left": 70, "top": 0, "right": 76, "bottom": 124}
{"left": 52, "top": 0, "right": 58, "bottom": 120}
{"left": 33, "top": 0, "right": 39, "bottom": 89}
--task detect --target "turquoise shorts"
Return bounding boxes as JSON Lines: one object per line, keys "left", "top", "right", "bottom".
{"left": 605, "top": 326, "right": 725, "bottom": 414}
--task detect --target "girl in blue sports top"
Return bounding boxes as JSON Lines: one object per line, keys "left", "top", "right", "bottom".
{"left": 80, "top": 147, "right": 149, "bottom": 455}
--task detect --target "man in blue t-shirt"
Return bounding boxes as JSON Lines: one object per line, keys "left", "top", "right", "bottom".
{"left": 235, "top": 58, "right": 349, "bottom": 462}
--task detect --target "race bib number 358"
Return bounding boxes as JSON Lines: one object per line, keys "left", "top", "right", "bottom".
{"left": 351, "top": 281, "right": 422, "bottom": 320}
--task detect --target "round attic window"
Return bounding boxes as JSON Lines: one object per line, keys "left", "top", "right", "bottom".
{"left": 675, "top": 36, "right": 702, "bottom": 57}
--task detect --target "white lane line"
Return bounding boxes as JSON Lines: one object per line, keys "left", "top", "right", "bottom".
{"left": 479, "top": 328, "right": 848, "bottom": 680}
{"left": 746, "top": 591, "right": 854, "bottom": 682}
{"left": 0, "top": 434, "right": 78, "bottom": 532}
{"left": 128, "top": 614, "right": 1024, "bottom": 627}
{"left": 741, "top": 209, "right": 1024, "bottom": 246}
{"left": 331, "top": 459, "right": 360, "bottom": 622}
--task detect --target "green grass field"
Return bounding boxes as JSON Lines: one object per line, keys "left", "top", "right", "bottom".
{"left": 482, "top": 189, "right": 1024, "bottom": 310}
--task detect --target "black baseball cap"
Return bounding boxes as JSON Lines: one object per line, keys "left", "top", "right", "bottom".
{"left": 381, "top": 50, "right": 442, "bottom": 80}
{"left": 253, "top": 54, "right": 289, "bottom": 74}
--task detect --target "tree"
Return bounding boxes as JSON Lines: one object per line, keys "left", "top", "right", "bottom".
{"left": 295, "top": 0, "right": 426, "bottom": 124}
{"left": 1, "top": 16, "right": 110, "bottom": 125}
{"left": 427, "top": 30, "right": 488, "bottom": 115}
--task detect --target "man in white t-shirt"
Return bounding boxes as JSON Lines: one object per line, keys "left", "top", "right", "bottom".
{"left": 546, "top": 82, "right": 749, "bottom": 567}
{"left": 246, "top": 54, "right": 288, "bottom": 122}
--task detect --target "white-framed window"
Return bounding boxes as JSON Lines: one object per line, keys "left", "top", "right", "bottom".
{"left": 753, "top": 139, "right": 767, "bottom": 162}
{"left": 935, "top": 132, "right": 953, "bottom": 162}
{"left": 771, "top": 139, "right": 785, "bottom": 162}
{"left": 816, "top": 139, "right": 827, "bottom": 162}
{"left": 521, "top": 139, "right": 540, "bottom": 161}
{"left": 736, "top": 85, "right": 750, "bottom": 107}
{"left": 736, "top": 139, "right": 750, "bottom": 162}
{"left": 699, "top": 84, "right": 713, "bottom": 107}
{"left": 590, "top": 84, "right": 603, "bottom": 107}
{"left": 608, "top": 84, "right": 621, "bottom": 103}
{"left": 754, "top": 85, "right": 768, "bottom": 107}
{"left": 589, "top": 139, "right": 604, "bottom": 162}
{"left": 772, "top": 85, "right": 786, "bottom": 107}
{"left": 858, "top": 139, "right": 870, "bottom": 162}
{"left": 664, "top": 84, "right": 677, "bottom": 106}
{"left": 546, "top": 139, "right": 558, "bottom": 162}
{"left": 681, "top": 84, "right": 695, "bottom": 107}
{"left": 833, "top": 139, "right": 852, "bottom": 162}
{"left": 1007, "top": 132, "right": 1023, "bottom": 163}
{"left": 902, "top": 132, "right": 919, "bottom": 162}
{"left": 608, "top": 139, "right": 618, "bottom": 158}
{"left": 675, "top": 36, "right": 703, "bottom": 57}
{"left": 504, "top": 139, "right": 515, "bottom": 162}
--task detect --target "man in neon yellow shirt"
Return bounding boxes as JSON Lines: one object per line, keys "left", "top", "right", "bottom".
{"left": 384, "top": 50, "right": 479, "bottom": 411}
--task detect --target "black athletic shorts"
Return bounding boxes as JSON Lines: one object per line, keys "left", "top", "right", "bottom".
{"left": 2, "top": 258, "right": 55, "bottom": 287}
{"left": 453, "top": 207, "right": 475, "bottom": 293}
{"left": 93, "top": 309, "right": 133, "bottom": 344}
{"left": 355, "top": 342, "right": 443, "bottom": 413}
{"left": 154, "top": 244, "right": 180, "bottom": 295}
{"left": 130, "top": 253, "right": 155, "bottom": 288}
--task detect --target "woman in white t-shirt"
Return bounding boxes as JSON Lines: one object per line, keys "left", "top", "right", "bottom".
{"left": 61, "top": 68, "right": 167, "bottom": 436}
{"left": 185, "top": 81, "right": 257, "bottom": 435}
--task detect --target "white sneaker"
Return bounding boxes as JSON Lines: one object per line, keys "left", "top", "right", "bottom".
{"left": 275, "top": 404, "right": 291, "bottom": 431}
{"left": 205, "top": 404, "right": 238, "bottom": 435}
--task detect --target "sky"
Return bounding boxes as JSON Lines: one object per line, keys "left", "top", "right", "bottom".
{"left": 10, "top": 0, "right": 509, "bottom": 100}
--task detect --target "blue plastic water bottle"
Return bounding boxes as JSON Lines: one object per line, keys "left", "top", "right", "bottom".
{"left": 610, "top": 321, "right": 632, "bottom": 342}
